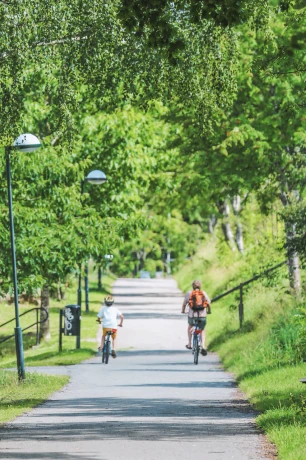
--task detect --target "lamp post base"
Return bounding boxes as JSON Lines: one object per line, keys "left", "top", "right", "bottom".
{"left": 15, "top": 327, "right": 25, "bottom": 380}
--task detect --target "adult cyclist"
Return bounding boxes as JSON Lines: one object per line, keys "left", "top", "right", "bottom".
{"left": 181, "top": 280, "right": 211, "bottom": 356}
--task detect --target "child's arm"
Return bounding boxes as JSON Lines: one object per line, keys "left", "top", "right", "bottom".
{"left": 96, "top": 307, "right": 104, "bottom": 323}
{"left": 118, "top": 313, "right": 124, "bottom": 327}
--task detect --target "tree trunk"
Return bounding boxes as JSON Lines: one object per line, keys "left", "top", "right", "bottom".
{"left": 280, "top": 186, "right": 301, "bottom": 295}
{"left": 216, "top": 199, "right": 236, "bottom": 251}
{"left": 139, "top": 249, "right": 146, "bottom": 271}
{"left": 208, "top": 214, "right": 217, "bottom": 234}
{"left": 236, "top": 223, "right": 244, "bottom": 253}
{"left": 40, "top": 284, "right": 51, "bottom": 340}
{"left": 232, "top": 195, "right": 244, "bottom": 253}
{"left": 232, "top": 195, "right": 241, "bottom": 214}
{"left": 288, "top": 253, "right": 301, "bottom": 294}
{"left": 60, "top": 286, "right": 66, "bottom": 300}
{"left": 98, "top": 266, "right": 102, "bottom": 289}
{"left": 221, "top": 222, "right": 236, "bottom": 250}
{"left": 285, "top": 221, "right": 301, "bottom": 295}
{"left": 57, "top": 279, "right": 61, "bottom": 301}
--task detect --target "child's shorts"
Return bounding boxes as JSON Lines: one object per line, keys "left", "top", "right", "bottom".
{"left": 103, "top": 328, "right": 117, "bottom": 339}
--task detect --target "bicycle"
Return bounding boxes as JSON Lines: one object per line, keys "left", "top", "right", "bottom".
{"left": 102, "top": 329, "right": 116, "bottom": 364}
{"left": 192, "top": 317, "right": 202, "bottom": 365}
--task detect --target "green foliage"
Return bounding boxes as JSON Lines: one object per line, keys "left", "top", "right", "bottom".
{"left": 150, "top": 4, "right": 306, "bottom": 235}
{"left": 119, "top": 0, "right": 272, "bottom": 35}
{"left": 293, "top": 302, "right": 306, "bottom": 358}
{"left": 0, "top": 0, "right": 244, "bottom": 141}
{"left": 0, "top": 99, "right": 177, "bottom": 293}
{"left": 112, "top": 210, "right": 203, "bottom": 276}
{"left": 0, "top": 0, "right": 306, "bottom": 350}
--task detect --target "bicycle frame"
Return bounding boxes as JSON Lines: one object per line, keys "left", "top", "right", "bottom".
{"left": 192, "top": 323, "right": 202, "bottom": 347}
{"left": 102, "top": 331, "right": 113, "bottom": 364}
{"left": 104, "top": 331, "right": 113, "bottom": 346}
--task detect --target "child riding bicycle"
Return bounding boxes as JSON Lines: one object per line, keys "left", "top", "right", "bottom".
{"left": 97, "top": 295, "right": 124, "bottom": 358}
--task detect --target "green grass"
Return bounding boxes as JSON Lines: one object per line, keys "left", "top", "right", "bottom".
{"left": 1, "top": 348, "right": 96, "bottom": 368}
{"left": 0, "top": 270, "right": 115, "bottom": 368}
{"left": 175, "top": 238, "right": 306, "bottom": 460}
{"left": 0, "top": 370, "right": 69, "bottom": 424}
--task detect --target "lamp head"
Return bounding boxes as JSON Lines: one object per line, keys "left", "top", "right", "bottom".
{"left": 85, "top": 169, "right": 107, "bottom": 185}
{"left": 13, "top": 133, "right": 41, "bottom": 153}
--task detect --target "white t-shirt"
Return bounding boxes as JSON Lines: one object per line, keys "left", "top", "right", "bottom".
{"left": 97, "top": 306, "right": 122, "bottom": 328}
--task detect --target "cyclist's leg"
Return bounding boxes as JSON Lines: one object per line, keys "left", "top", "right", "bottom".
{"left": 111, "top": 330, "right": 117, "bottom": 357}
{"left": 110, "top": 330, "right": 117, "bottom": 348}
{"left": 100, "top": 335, "right": 105, "bottom": 351}
{"left": 188, "top": 325, "right": 193, "bottom": 346}
{"left": 100, "top": 328, "right": 110, "bottom": 350}
{"left": 199, "top": 319, "right": 207, "bottom": 355}
{"left": 187, "top": 317, "right": 193, "bottom": 347}
{"left": 200, "top": 329, "right": 206, "bottom": 348}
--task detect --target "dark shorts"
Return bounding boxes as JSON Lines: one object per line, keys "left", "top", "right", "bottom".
{"left": 188, "top": 317, "right": 206, "bottom": 330}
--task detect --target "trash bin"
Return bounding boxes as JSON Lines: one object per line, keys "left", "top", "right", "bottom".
{"left": 63, "top": 304, "right": 81, "bottom": 336}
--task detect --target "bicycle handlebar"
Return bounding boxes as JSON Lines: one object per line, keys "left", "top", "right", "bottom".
{"left": 96, "top": 319, "right": 123, "bottom": 327}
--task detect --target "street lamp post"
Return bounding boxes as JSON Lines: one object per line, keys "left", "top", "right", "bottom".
{"left": 84, "top": 264, "right": 89, "bottom": 312}
{"left": 77, "top": 170, "right": 107, "bottom": 313}
{"left": 166, "top": 212, "right": 171, "bottom": 277}
{"left": 5, "top": 134, "right": 41, "bottom": 380}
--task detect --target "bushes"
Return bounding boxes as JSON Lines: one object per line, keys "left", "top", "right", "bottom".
{"left": 294, "top": 302, "right": 306, "bottom": 360}
{"left": 244, "top": 315, "right": 303, "bottom": 380}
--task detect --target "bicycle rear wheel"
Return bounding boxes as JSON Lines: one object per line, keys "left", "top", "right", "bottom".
{"left": 105, "top": 340, "right": 111, "bottom": 364}
{"left": 193, "top": 334, "right": 199, "bottom": 365}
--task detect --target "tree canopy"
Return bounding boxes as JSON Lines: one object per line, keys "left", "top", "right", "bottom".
{"left": 1, "top": 1, "right": 306, "bottom": 295}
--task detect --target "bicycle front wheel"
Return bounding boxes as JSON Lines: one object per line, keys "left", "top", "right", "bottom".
{"left": 105, "top": 340, "right": 111, "bottom": 364}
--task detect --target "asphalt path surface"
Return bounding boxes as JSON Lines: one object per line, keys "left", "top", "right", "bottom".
{"left": 0, "top": 279, "right": 273, "bottom": 460}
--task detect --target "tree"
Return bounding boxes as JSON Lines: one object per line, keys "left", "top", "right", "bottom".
{"left": 0, "top": 0, "right": 246, "bottom": 145}
{"left": 0, "top": 98, "right": 175, "bottom": 303}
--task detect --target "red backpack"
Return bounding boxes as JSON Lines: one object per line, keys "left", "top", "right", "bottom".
{"left": 189, "top": 290, "right": 209, "bottom": 312}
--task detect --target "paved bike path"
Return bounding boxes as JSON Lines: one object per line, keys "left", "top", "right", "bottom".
{"left": 0, "top": 279, "right": 273, "bottom": 460}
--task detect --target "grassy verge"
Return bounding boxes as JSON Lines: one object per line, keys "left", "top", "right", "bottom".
{"left": 175, "top": 239, "right": 306, "bottom": 460}
{"left": 0, "top": 271, "right": 116, "bottom": 368}
{"left": 0, "top": 370, "right": 69, "bottom": 424}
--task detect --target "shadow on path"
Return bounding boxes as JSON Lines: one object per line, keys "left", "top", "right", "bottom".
{"left": 2, "top": 396, "right": 257, "bottom": 443}
{"left": 0, "top": 454, "right": 104, "bottom": 460}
